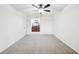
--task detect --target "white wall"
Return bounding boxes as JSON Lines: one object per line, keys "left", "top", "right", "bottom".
{"left": 0, "top": 5, "right": 26, "bottom": 52}
{"left": 40, "top": 16, "right": 54, "bottom": 34}
{"left": 53, "top": 5, "right": 79, "bottom": 53}
{"left": 26, "top": 15, "right": 54, "bottom": 34}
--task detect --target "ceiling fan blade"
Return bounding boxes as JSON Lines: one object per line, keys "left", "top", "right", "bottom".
{"left": 44, "top": 4, "right": 50, "bottom": 8}
{"left": 32, "top": 4, "right": 38, "bottom": 9}
{"left": 44, "top": 10, "right": 51, "bottom": 12}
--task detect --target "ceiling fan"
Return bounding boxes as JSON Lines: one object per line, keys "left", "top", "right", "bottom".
{"left": 32, "top": 4, "right": 51, "bottom": 14}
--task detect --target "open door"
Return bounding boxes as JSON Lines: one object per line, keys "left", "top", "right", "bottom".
{"left": 31, "top": 19, "right": 40, "bottom": 32}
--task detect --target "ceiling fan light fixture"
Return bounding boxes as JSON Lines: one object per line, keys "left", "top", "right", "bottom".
{"left": 32, "top": 4, "right": 51, "bottom": 14}
{"left": 38, "top": 9, "right": 44, "bottom": 13}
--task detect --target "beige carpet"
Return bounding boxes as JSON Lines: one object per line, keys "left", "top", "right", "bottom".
{"left": 1, "top": 34, "right": 77, "bottom": 54}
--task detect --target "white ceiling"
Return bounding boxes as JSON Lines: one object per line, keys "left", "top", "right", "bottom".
{"left": 10, "top": 4, "right": 68, "bottom": 18}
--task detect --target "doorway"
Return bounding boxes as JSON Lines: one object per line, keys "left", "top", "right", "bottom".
{"left": 31, "top": 19, "right": 40, "bottom": 32}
